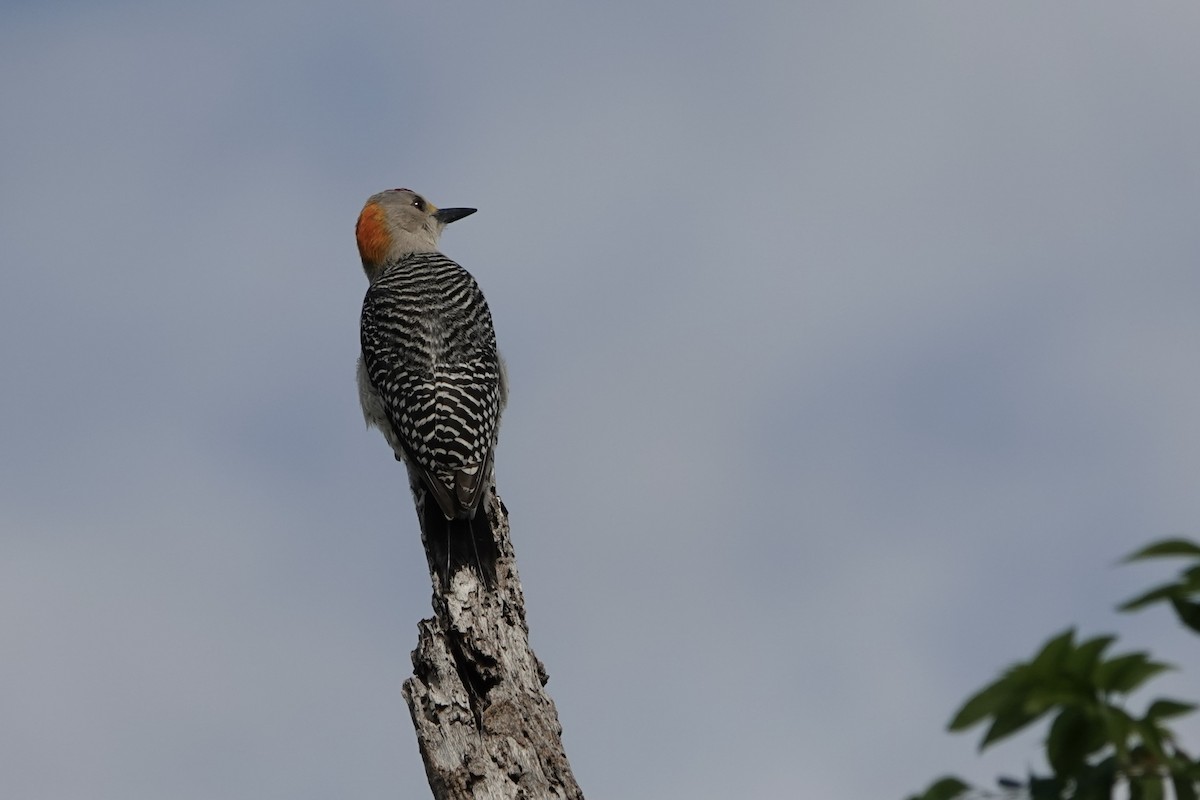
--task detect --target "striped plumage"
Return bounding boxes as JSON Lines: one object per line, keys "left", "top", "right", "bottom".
{"left": 355, "top": 188, "right": 506, "bottom": 586}
{"left": 360, "top": 251, "right": 505, "bottom": 520}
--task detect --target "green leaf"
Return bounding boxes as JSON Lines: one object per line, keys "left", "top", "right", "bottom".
{"left": 1184, "top": 564, "right": 1200, "bottom": 589}
{"left": 1119, "top": 583, "right": 1186, "bottom": 613}
{"left": 1029, "top": 628, "right": 1077, "bottom": 675}
{"left": 1169, "top": 597, "right": 1200, "bottom": 634}
{"left": 1122, "top": 539, "right": 1200, "bottom": 562}
{"left": 907, "top": 776, "right": 971, "bottom": 800}
{"left": 1067, "top": 634, "right": 1117, "bottom": 679}
{"left": 1075, "top": 757, "right": 1118, "bottom": 800}
{"left": 1099, "top": 704, "right": 1137, "bottom": 765}
{"left": 1172, "top": 773, "right": 1199, "bottom": 800}
{"left": 1129, "top": 774, "right": 1165, "bottom": 800}
{"left": 980, "top": 706, "right": 1044, "bottom": 749}
{"left": 1073, "top": 779, "right": 1109, "bottom": 800}
{"left": 1135, "top": 719, "right": 1169, "bottom": 764}
{"left": 1094, "top": 653, "right": 1172, "bottom": 694}
{"left": 1028, "top": 774, "right": 1066, "bottom": 799}
{"left": 1145, "top": 698, "right": 1197, "bottom": 722}
{"left": 1167, "top": 751, "right": 1200, "bottom": 782}
{"left": 1168, "top": 754, "right": 1199, "bottom": 800}
{"left": 949, "top": 676, "right": 1018, "bottom": 731}
{"left": 1046, "top": 706, "right": 1106, "bottom": 776}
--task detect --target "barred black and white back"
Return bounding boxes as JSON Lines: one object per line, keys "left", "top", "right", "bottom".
{"left": 359, "top": 251, "right": 507, "bottom": 523}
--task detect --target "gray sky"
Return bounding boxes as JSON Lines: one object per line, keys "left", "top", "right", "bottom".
{"left": 3, "top": 3, "right": 1200, "bottom": 798}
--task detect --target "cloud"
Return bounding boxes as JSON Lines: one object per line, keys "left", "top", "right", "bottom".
{"left": 3, "top": 3, "right": 1200, "bottom": 799}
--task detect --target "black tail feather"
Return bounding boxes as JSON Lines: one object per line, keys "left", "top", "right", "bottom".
{"left": 419, "top": 493, "right": 499, "bottom": 590}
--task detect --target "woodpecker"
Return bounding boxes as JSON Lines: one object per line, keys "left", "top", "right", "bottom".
{"left": 355, "top": 188, "right": 506, "bottom": 587}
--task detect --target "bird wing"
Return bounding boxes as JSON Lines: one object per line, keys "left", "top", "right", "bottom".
{"left": 360, "top": 256, "right": 502, "bottom": 520}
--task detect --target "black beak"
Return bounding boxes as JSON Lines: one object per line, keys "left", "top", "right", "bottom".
{"left": 434, "top": 207, "right": 477, "bottom": 225}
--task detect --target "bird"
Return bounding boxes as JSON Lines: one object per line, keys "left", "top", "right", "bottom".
{"left": 355, "top": 187, "right": 507, "bottom": 588}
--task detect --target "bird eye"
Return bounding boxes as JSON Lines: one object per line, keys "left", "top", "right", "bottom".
{"left": 412, "top": 196, "right": 426, "bottom": 211}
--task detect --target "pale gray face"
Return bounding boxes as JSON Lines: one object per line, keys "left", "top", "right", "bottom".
{"left": 370, "top": 188, "right": 441, "bottom": 246}
{"left": 358, "top": 188, "right": 477, "bottom": 265}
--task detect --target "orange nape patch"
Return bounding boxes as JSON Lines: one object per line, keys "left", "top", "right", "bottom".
{"left": 355, "top": 202, "right": 392, "bottom": 266}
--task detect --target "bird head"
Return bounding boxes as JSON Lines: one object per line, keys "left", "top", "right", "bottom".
{"left": 355, "top": 188, "right": 476, "bottom": 279}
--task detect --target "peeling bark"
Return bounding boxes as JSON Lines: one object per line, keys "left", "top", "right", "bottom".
{"left": 402, "top": 489, "right": 584, "bottom": 800}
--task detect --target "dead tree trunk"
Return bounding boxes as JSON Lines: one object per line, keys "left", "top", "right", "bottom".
{"left": 402, "top": 487, "right": 584, "bottom": 800}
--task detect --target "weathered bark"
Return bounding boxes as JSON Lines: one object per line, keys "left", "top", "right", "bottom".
{"left": 402, "top": 488, "right": 584, "bottom": 800}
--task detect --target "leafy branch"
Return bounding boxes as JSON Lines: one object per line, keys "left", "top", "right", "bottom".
{"left": 907, "top": 538, "right": 1200, "bottom": 800}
